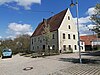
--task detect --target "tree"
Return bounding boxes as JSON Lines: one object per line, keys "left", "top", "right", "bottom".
{"left": 42, "top": 19, "right": 52, "bottom": 53}
{"left": 90, "top": 3, "right": 100, "bottom": 37}
{"left": 15, "top": 34, "right": 30, "bottom": 53}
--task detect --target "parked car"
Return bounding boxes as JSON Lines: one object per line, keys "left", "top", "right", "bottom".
{"left": 2, "top": 49, "right": 12, "bottom": 59}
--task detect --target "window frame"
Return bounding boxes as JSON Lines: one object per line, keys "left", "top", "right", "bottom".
{"left": 73, "top": 35, "right": 75, "bottom": 39}
{"left": 68, "top": 25, "right": 71, "bottom": 29}
{"left": 63, "top": 33, "right": 65, "bottom": 39}
{"left": 74, "top": 45, "right": 77, "bottom": 50}
{"left": 68, "top": 34, "right": 70, "bottom": 39}
{"left": 63, "top": 45, "right": 66, "bottom": 51}
{"left": 68, "top": 16, "right": 70, "bottom": 20}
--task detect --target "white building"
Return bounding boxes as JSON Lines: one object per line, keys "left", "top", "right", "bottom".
{"left": 31, "top": 8, "right": 85, "bottom": 53}
{"left": 80, "top": 40, "right": 85, "bottom": 52}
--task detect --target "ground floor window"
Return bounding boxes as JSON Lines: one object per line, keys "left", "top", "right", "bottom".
{"left": 81, "top": 46, "right": 83, "bottom": 50}
{"left": 68, "top": 45, "right": 71, "bottom": 50}
{"left": 52, "top": 45, "right": 55, "bottom": 50}
{"left": 63, "top": 45, "right": 66, "bottom": 51}
{"left": 37, "top": 46, "right": 39, "bottom": 49}
{"left": 48, "top": 45, "right": 50, "bottom": 50}
{"left": 74, "top": 45, "right": 77, "bottom": 50}
{"left": 43, "top": 45, "right": 45, "bottom": 50}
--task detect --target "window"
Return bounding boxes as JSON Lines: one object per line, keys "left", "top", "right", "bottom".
{"left": 33, "top": 46, "right": 34, "bottom": 50}
{"left": 63, "top": 33, "right": 65, "bottom": 39}
{"left": 81, "top": 46, "right": 83, "bottom": 50}
{"left": 52, "top": 34, "right": 55, "bottom": 39}
{"left": 48, "top": 45, "right": 50, "bottom": 50}
{"left": 52, "top": 45, "right": 55, "bottom": 50}
{"left": 37, "top": 46, "right": 39, "bottom": 49}
{"left": 68, "top": 16, "right": 70, "bottom": 20}
{"left": 43, "top": 45, "right": 45, "bottom": 50}
{"left": 32, "top": 39, "right": 33, "bottom": 45}
{"left": 68, "top": 25, "right": 71, "bottom": 29}
{"left": 63, "top": 45, "right": 66, "bottom": 51}
{"left": 68, "top": 45, "right": 71, "bottom": 50}
{"left": 40, "top": 40, "right": 42, "bottom": 43}
{"left": 68, "top": 34, "right": 70, "bottom": 39}
{"left": 74, "top": 45, "right": 77, "bottom": 50}
{"left": 38, "top": 37, "right": 40, "bottom": 41}
{"left": 43, "top": 37, "right": 45, "bottom": 41}
{"left": 81, "top": 42, "right": 83, "bottom": 45}
{"left": 34, "top": 38, "right": 36, "bottom": 42}
{"left": 73, "top": 35, "right": 75, "bottom": 39}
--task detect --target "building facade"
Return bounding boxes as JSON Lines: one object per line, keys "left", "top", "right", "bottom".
{"left": 80, "top": 35, "right": 100, "bottom": 50}
{"left": 31, "top": 8, "right": 85, "bottom": 53}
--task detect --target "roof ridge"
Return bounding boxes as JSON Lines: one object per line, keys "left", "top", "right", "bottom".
{"left": 31, "top": 8, "right": 68, "bottom": 37}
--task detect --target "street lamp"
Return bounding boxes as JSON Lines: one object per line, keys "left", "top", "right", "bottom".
{"left": 70, "top": 0, "right": 82, "bottom": 64}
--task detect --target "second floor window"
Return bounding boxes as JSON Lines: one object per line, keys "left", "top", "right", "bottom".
{"left": 73, "top": 35, "right": 75, "bottom": 39}
{"left": 38, "top": 37, "right": 40, "bottom": 41}
{"left": 32, "top": 39, "right": 33, "bottom": 45}
{"left": 52, "top": 34, "right": 55, "bottom": 39}
{"left": 34, "top": 38, "right": 36, "bottom": 42}
{"left": 63, "top": 33, "right": 65, "bottom": 39}
{"left": 68, "top": 34, "right": 70, "bottom": 39}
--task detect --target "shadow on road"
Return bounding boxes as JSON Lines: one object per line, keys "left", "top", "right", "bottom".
{"left": 81, "top": 51, "right": 100, "bottom": 56}
{"left": 59, "top": 58, "right": 100, "bottom": 64}
{"left": 59, "top": 51, "right": 100, "bottom": 64}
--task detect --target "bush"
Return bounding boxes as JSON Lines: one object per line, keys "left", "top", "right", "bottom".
{"left": 0, "top": 51, "right": 1, "bottom": 57}
{"left": 31, "top": 53, "right": 42, "bottom": 58}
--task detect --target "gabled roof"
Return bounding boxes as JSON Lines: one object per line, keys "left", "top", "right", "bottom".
{"left": 31, "top": 8, "right": 68, "bottom": 37}
{"left": 80, "top": 35, "right": 100, "bottom": 45}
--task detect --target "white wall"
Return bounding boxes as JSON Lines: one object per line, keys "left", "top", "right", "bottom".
{"left": 58, "top": 8, "right": 79, "bottom": 52}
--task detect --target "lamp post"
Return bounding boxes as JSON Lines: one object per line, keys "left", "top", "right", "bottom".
{"left": 70, "top": 0, "right": 82, "bottom": 64}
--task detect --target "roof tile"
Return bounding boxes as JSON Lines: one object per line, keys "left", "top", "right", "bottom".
{"left": 31, "top": 9, "right": 68, "bottom": 37}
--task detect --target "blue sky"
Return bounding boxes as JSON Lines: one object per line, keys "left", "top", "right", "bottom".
{"left": 0, "top": 0, "right": 99, "bottom": 39}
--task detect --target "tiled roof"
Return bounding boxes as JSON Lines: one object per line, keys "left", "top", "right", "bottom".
{"left": 31, "top": 8, "right": 68, "bottom": 37}
{"left": 80, "top": 35, "right": 99, "bottom": 45}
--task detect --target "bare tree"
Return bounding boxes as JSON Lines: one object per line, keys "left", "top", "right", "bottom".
{"left": 42, "top": 19, "right": 52, "bottom": 54}
{"left": 90, "top": 3, "right": 100, "bottom": 37}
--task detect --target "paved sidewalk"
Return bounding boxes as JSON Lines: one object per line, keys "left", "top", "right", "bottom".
{"left": 0, "top": 52, "right": 100, "bottom": 75}
{"left": 51, "top": 65, "right": 100, "bottom": 75}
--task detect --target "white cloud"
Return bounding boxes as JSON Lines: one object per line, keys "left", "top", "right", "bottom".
{"left": 0, "top": 36, "right": 2, "bottom": 39}
{"left": 6, "top": 35, "right": 16, "bottom": 40}
{"left": 74, "top": 16, "right": 91, "bottom": 24}
{"left": 0, "top": 0, "right": 41, "bottom": 10}
{"left": 8, "top": 22, "right": 33, "bottom": 36}
{"left": 73, "top": 6, "right": 97, "bottom": 35}
{"left": 4, "top": 4, "right": 19, "bottom": 10}
{"left": 88, "top": 24, "right": 96, "bottom": 29}
{"left": 86, "top": 7, "right": 95, "bottom": 15}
